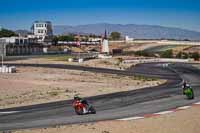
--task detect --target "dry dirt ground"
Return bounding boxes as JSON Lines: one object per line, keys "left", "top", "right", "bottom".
{"left": 184, "top": 46, "right": 200, "bottom": 54}
{"left": 0, "top": 58, "right": 164, "bottom": 109}
{"left": 14, "top": 104, "right": 200, "bottom": 133}
{"left": 7, "top": 56, "right": 134, "bottom": 70}
{"left": 109, "top": 41, "right": 166, "bottom": 52}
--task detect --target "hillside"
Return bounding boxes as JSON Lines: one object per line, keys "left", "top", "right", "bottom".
{"left": 53, "top": 23, "right": 200, "bottom": 40}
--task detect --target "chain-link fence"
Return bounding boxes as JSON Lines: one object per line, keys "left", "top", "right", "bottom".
{"left": 0, "top": 42, "right": 5, "bottom": 56}
{"left": 0, "top": 41, "right": 6, "bottom": 66}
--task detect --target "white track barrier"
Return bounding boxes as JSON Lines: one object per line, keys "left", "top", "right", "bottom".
{"left": 123, "top": 58, "right": 193, "bottom": 64}
{"left": 0, "top": 66, "right": 16, "bottom": 73}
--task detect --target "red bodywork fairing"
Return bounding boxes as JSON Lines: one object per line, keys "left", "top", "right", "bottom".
{"left": 73, "top": 100, "right": 86, "bottom": 112}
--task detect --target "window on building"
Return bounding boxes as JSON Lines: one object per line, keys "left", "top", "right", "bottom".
{"left": 15, "top": 39, "right": 19, "bottom": 44}
{"left": 20, "top": 39, "right": 23, "bottom": 44}
{"left": 24, "top": 39, "right": 28, "bottom": 44}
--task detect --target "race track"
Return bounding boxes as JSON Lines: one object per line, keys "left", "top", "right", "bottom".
{"left": 0, "top": 62, "right": 200, "bottom": 131}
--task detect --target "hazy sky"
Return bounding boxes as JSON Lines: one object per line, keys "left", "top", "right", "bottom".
{"left": 0, "top": 0, "right": 200, "bottom": 31}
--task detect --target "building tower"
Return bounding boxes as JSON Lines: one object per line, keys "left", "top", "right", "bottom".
{"left": 102, "top": 30, "right": 109, "bottom": 53}
{"left": 31, "top": 21, "right": 53, "bottom": 42}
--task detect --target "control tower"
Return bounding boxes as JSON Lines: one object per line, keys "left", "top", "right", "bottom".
{"left": 102, "top": 30, "right": 109, "bottom": 53}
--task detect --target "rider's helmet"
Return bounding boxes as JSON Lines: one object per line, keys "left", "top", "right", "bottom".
{"left": 185, "top": 84, "right": 190, "bottom": 88}
{"left": 74, "top": 95, "right": 81, "bottom": 100}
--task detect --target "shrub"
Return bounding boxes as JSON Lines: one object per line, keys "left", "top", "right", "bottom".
{"left": 190, "top": 52, "right": 200, "bottom": 61}
{"left": 160, "top": 50, "right": 173, "bottom": 58}
{"left": 182, "top": 52, "right": 189, "bottom": 59}
{"left": 110, "top": 32, "right": 121, "bottom": 40}
{"left": 134, "top": 51, "right": 152, "bottom": 57}
{"left": 116, "top": 58, "right": 123, "bottom": 66}
{"left": 48, "top": 91, "right": 59, "bottom": 96}
{"left": 176, "top": 51, "right": 183, "bottom": 58}
{"left": 0, "top": 28, "right": 18, "bottom": 37}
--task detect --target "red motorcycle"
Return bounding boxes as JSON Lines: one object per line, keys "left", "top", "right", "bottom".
{"left": 72, "top": 99, "right": 96, "bottom": 115}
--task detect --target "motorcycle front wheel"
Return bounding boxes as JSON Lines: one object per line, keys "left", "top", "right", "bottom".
{"left": 75, "top": 107, "right": 84, "bottom": 115}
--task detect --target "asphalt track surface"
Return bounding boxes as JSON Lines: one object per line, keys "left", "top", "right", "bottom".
{"left": 0, "top": 62, "right": 200, "bottom": 131}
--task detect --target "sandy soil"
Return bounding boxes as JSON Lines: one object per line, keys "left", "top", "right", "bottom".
{"left": 6, "top": 56, "right": 133, "bottom": 70}
{"left": 0, "top": 58, "right": 164, "bottom": 109}
{"left": 124, "top": 43, "right": 164, "bottom": 52}
{"left": 82, "top": 57, "right": 136, "bottom": 70}
{"left": 184, "top": 46, "right": 200, "bottom": 54}
{"left": 13, "top": 104, "right": 200, "bottom": 133}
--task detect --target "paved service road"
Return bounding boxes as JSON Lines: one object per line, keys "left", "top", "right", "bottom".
{"left": 0, "top": 62, "right": 200, "bottom": 131}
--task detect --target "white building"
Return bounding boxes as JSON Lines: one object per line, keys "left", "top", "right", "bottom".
{"left": 31, "top": 21, "right": 53, "bottom": 42}
{"left": 88, "top": 37, "right": 102, "bottom": 42}
{"left": 0, "top": 36, "right": 36, "bottom": 45}
{"left": 125, "top": 36, "right": 134, "bottom": 42}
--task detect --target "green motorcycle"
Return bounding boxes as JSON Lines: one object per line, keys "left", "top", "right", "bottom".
{"left": 183, "top": 87, "right": 194, "bottom": 100}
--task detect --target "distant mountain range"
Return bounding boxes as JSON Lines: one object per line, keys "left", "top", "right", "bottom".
{"left": 14, "top": 23, "right": 200, "bottom": 40}
{"left": 53, "top": 23, "right": 200, "bottom": 40}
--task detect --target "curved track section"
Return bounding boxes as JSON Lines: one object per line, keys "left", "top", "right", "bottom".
{"left": 0, "top": 63, "right": 200, "bottom": 131}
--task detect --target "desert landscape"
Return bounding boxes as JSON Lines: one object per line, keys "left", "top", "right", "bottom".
{"left": 1, "top": 1, "right": 200, "bottom": 132}
{"left": 0, "top": 57, "right": 164, "bottom": 109}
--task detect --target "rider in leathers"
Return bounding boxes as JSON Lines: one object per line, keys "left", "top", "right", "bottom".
{"left": 74, "top": 96, "right": 89, "bottom": 113}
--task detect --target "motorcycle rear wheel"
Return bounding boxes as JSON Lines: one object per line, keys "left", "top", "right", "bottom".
{"left": 89, "top": 106, "right": 96, "bottom": 114}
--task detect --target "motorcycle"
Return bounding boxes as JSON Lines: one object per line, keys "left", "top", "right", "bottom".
{"left": 72, "top": 99, "right": 96, "bottom": 115}
{"left": 183, "top": 86, "right": 194, "bottom": 100}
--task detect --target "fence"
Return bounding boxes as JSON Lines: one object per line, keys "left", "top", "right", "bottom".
{"left": 0, "top": 42, "right": 6, "bottom": 56}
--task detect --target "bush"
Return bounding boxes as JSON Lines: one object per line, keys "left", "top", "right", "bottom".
{"left": 182, "top": 52, "right": 189, "bottom": 59}
{"left": 48, "top": 91, "right": 59, "bottom": 96}
{"left": 134, "top": 51, "right": 151, "bottom": 57}
{"left": 176, "top": 51, "right": 190, "bottom": 59}
{"left": 160, "top": 50, "right": 173, "bottom": 58}
{"left": 190, "top": 52, "right": 200, "bottom": 61}
{"left": 57, "top": 35, "right": 75, "bottom": 41}
{"left": 110, "top": 32, "right": 121, "bottom": 40}
{"left": 116, "top": 58, "right": 123, "bottom": 66}
{"left": 0, "top": 28, "right": 18, "bottom": 37}
{"left": 176, "top": 51, "right": 183, "bottom": 58}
